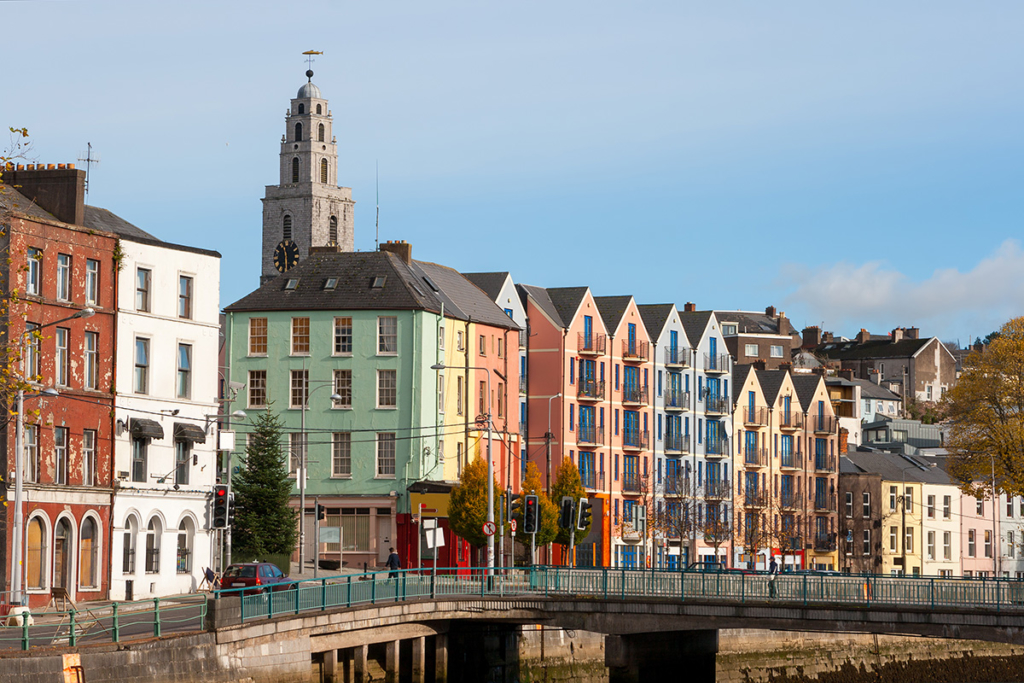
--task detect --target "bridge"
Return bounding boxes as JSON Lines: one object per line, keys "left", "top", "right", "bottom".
{"left": 6, "top": 567, "right": 1024, "bottom": 683}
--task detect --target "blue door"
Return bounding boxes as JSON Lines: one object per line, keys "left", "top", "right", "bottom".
{"left": 628, "top": 323, "right": 637, "bottom": 355}
{"left": 584, "top": 315, "right": 593, "bottom": 347}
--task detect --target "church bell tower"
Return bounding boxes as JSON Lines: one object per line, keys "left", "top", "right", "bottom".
{"left": 261, "top": 68, "right": 355, "bottom": 281}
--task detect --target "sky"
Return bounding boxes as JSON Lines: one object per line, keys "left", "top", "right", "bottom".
{"left": 4, "top": 1, "right": 1023, "bottom": 345}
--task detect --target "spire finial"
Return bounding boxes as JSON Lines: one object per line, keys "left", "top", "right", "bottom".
{"left": 302, "top": 50, "right": 323, "bottom": 80}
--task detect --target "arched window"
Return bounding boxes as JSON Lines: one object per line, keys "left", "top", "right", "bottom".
{"left": 80, "top": 517, "right": 98, "bottom": 588}
{"left": 318, "top": 123, "right": 325, "bottom": 142}
{"left": 298, "top": 103, "right": 304, "bottom": 114}
{"left": 291, "top": 158, "right": 299, "bottom": 183}
{"left": 320, "top": 159, "right": 328, "bottom": 184}
{"left": 329, "top": 216, "right": 338, "bottom": 244}
{"left": 176, "top": 519, "right": 194, "bottom": 574}
{"left": 54, "top": 518, "right": 72, "bottom": 589}
{"left": 294, "top": 122, "right": 302, "bottom": 142}
{"left": 145, "top": 518, "right": 162, "bottom": 574}
{"left": 27, "top": 517, "right": 46, "bottom": 589}
{"left": 122, "top": 515, "right": 138, "bottom": 574}
{"left": 316, "top": 104, "right": 322, "bottom": 115}
{"left": 283, "top": 215, "right": 293, "bottom": 241}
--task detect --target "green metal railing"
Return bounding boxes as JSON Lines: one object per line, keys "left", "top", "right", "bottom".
{"left": 213, "top": 566, "right": 1024, "bottom": 624}
{"left": 0, "top": 593, "right": 208, "bottom": 651}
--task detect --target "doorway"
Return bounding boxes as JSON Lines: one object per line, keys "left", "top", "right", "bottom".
{"left": 53, "top": 519, "right": 73, "bottom": 591}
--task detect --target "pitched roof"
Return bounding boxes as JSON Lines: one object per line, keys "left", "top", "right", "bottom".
{"left": 637, "top": 304, "right": 675, "bottom": 341}
{"left": 815, "top": 337, "right": 930, "bottom": 361}
{"left": 1, "top": 187, "right": 59, "bottom": 223}
{"left": 790, "top": 374, "right": 824, "bottom": 411}
{"left": 732, "top": 364, "right": 755, "bottom": 403}
{"left": 712, "top": 310, "right": 798, "bottom": 336}
{"left": 224, "top": 250, "right": 445, "bottom": 313}
{"left": 852, "top": 378, "right": 903, "bottom": 401}
{"left": 414, "top": 261, "right": 519, "bottom": 330}
{"left": 844, "top": 450, "right": 952, "bottom": 485}
{"left": 517, "top": 284, "right": 565, "bottom": 329}
{"left": 677, "top": 310, "right": 714, "bottom": 347}
{"left": 546, "top": 287, "right": 589, "bottom": 328}
{"left": 755, "top": 368, "right": 789, "bottom": 405}
{"left": 84, "top": 205, "right": 157, "bottom": 241}
{"left": 593, "top": 295, "right": 633, "bottom": 333}
{"left": 461, "top": 271, "right": 509, "bottom": 301}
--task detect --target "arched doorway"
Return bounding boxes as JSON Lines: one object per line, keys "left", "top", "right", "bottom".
{"left": 53, "top": 518, "right": 73, "bottom": 590}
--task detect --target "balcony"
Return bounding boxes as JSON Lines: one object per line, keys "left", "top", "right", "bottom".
{"left": 814, "top": 493, "right": 837, "bottom": 512}
{"left": 705, "top": 435, "right": 730, "bottom": 457}
{"left": 664, "top": 432, "right": 689, "bottom": 455}
{"left": 780, "top": 492, "right": 799, "bottom": 510}
{"left": 622, "top": 339, "right": 650, "bottom": 363}
{"left": 703, "top": 395, "right": 730, "bottom": 415}
{"left": 622, "top": 384, "right": 649, "bottom": 406}
{"left": 664, "top": 346, "right": 689, "bottom": 368}
{"left": 814, "top": 453, "right": 836, "bottom": 473}
{"left": 577, "top": 378, "right": 605, "bottom": 401}
{"left": 580, "top": 468, "right": 605, "bottom": 491}
{"left": 812, "top": 415, "right": 838, "bottom": 435}
{"left": 519, "top": 420, "right": 526, "bottom": 436}
{"left": 704, "top": 479, "right": 730, "bottom": 500}
{"left": 519, "top": 375, "right": 527, "bottom": 396}
{"left": 744, "top": 447, "right": 768, "bottom": 468}
{"left": 578, "top": 332, "right": 606, "bottom": 355}
{"left": 744, "top": 489, "right": 768, "bottom": 508}
{"left": 664, "top": 475, "right": 690, "bottom": 496}
{"left": 519, "top": 328, "right": 527, "bottom": 349}
{"left": 703, "top": 353, "right": 731, "bottom": 374}
{"left": 743, "top": 406, "right": 768, "bottom": 427}
{"left": 814, "top": 532, "right": 838, "bottom": 552}
{"left": 622, "top": 473, "right": 641, "bottom": 493}
{"left": 779, "top": 412, "right": 803, "bottom": 431}
{"left": 664, "top": 388, "right": 689, "bottom": 411}
{"left": 780, "top": 453, "right": 800, "bottom": 469}
{"left": 577, "top": 425, "right": 605, "bottom": 447}
{"left": 622, "top": 428, "right": 649, "bottom": 451}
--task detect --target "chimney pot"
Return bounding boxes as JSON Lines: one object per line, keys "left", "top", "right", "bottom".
{"left": 47, "top": 164, "right": 55, "bottom": 170}
{"left": 379, "top": 239, "right": 413, "bottom": 264}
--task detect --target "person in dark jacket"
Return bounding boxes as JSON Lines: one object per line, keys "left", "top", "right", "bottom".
{"left": 385, "top": 547, "right": 401, "bottom": 580}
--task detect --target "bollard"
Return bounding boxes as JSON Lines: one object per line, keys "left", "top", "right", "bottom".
{"left": 153, "top": 598, "right": 161, "bottom": 638}
{"left": 21, "top": 609, "right": 30, "bottom": 651}
{"left": 69, "top": 609, "right": 77, "bottom": 647}
{"left": 112, "top": 602, "right": 120, "bottom": 642}
{"left": 321, "top": 578, "right": 327, "bottom": 611}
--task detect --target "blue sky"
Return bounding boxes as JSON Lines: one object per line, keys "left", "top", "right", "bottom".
{"left": 4, "top": 1, "right": 1023, "bottom": 344}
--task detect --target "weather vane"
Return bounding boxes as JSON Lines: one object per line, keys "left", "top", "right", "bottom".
{"left": 302, "top": 50, "right": 323, "bottom": 71}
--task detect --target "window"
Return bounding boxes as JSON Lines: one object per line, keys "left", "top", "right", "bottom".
{"left": 862, "top": 491, "right": 871, "bottom": 518}
{"left": 377, "top": 369, "right": 397, "bottom": 408}
{"left": 289, "top": 432, "right": 305, "bottom": 475}
{"left": 722, "top": 324, "right": 737, "bottom": 335}
{"left": 927, "top": 531, "right": 935, "bottom": 560}
{"left": 497, "top": 382, "right": 504, "bottom": 417}
{"left": 132, "top": 438, "right": 148, "bottom": 483}
{"left": 26, "top": 248, "right": 41, "bottom": 295}
{"left": 176, "top": 520, "right": 193, "bottom": 574}
{"left": 318, "top": 123, "right": 325, "bottom": 142}
{"left": 479, "top": 380, "right": 486, "bottom": 417}
{"left": 23, "top": 425, "right": 39, "bottom": 483}
{"left": 977, "top": 498, "right": 985, "bottom": 515}
{"left": 889, "top": 526, "right": 897, "bottom": 551}
{"left": 329, "top": 215, "right": 339, "bottom": 244}
{"left": 456, "top": 330, "right": 464, "bottom": 351}
{"left": 334, "top": 317, "right": 353, "bottom": 354}
{"left": 290, "top": 370, "right": 308, "bottom": 409}
{"left": 905, "top": 527, "right": 913, "bottom": 553}
{"left": 291, "top": 317, "right": 310, "bottom": 355}
{"left": 85, "top": 258, "right": 99, "bottom": 305}
{"left": 333, "top": 369, "right": 352, "bottom": 408}
{"left": 456, "top": 376, "right": 464, "bottom": 415}
{"left": 55, "top": 328, "right": 69, "bottom": 387}
{"left": 24, "top": 322, "right": 40, "bottom": 380}
{"left": 178, "top": 276, "right": 193, "bottom": 318}
{"left": 248, "top": 317, "right": 268, "bottom": 356}
{"left": 320, "top": 158, "right": 328, "bottom": 183}
{"left": 943, "top": 531, "right": 952, "bottom": 560}
{"left": 332, "top": 433, "right": 351, "bottom": 477}
{"left": 770, "top": 345, "right": 784, "bottom": 358}
{"left": 1010, "top": 531, "right": 1017, "bottom": 559}
{"left": 845, "top": 491, "right": 853, "bottom": 518}
{"left": 1009, "top": 497, "right": 1014, "bottom": 518}
{"left": 889, "top": 485, "right": 897, "bottom": 511}
{"left": 295, "top": 122, "right": 302, "bottom": 141}
{"left": 863, "top": 529, "right": 871, "bottom": 556}
{"left": 943, "top": 495, "right": 952, "bottom": 519}
{"left": 134, "top": 338, "right": 149, "bottom": 394}
{"left": 985, "top": 530, "right": 992, "bottom": 558}
{"left": 283, "top": 215, "right": 293, "bottom": 240}
{"left": 378, "top": 316, "right": 398, "bottom": 354}
{"left": 176, "top": 343, "right": 192, "bottom": 399}
{"left": 437, "top": 375, "right": 445, "bottom": 413}
{"left": 377, "top": 432, "right": 396, "bottom": 477}
{"left": 80, "top": 517, "right": 98, "bottom": 587}
{"left": 248, "top": 370, "right": 267, "bottom": 408}
{"left": 174, "top": 440, "right": 190, "bottom": 485}
{"left": 744, "top": 344, "right": 758, "bottom": 357}
{"left": 968, "top": 529, "right": 976, "bottom": 557}
{"left": 145, "top": 518, "right": 161, "bottom": 574}
{"left": 904, "top": 487, "right": 912, "bottom": 513}
{"left": 927, "top": 495, "right": 935, "bottom": 519}
{"left": 26, "top": 517, "right": 45, "bottom": 589}
{"left": 479, "top": 335, "right": 487, "bottom": 356}
{"left": 54, "top": 426, "right": 68, "bottom": 485}
{"left": 438, "top": 325, "right": 445, "bottom": 350}
{"left": 82, "top": 430, "right": 97, "bottom": 486}
{"left": 136, "top": 268, "right": 151, "bottom": 312}
{"left": 292, "top": 158, "right": 300, "bottom": 182}
{"left": 56, "top": 253, "right": 71, "bottom": 301}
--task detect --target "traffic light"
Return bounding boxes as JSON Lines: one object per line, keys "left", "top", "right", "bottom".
{"left": 523, "top": 494, "right": 539, "bottom": 534}
{"left": 559, "top": 496, "right": 575, "bottom": 530}
{"left": 577, "top": 498, "right": 592, "bottom": 531}
{"left": 634, "top": 504, "right": 647, "bottom": 535}
{"left": 227, "top": 493, "right": 236, "bottom": 526}
{"left": 212, "top": 485, "right": 229, "bottom": 528}
{"left": 316, "top": 503, "right": 326, "bottom": 521}
{"left": 508, "top": 492, "right": 523, "bottom": 523}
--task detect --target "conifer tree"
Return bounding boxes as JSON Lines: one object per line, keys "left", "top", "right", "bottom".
{"left": 232, "top": 409, "right": 297, "bottom": 558}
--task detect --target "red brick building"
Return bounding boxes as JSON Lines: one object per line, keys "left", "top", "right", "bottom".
{"left": 1, "top": 165, "right": 118, "bottom": 607}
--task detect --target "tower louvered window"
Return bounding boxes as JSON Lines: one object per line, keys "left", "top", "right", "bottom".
{"left": 298, "top": 103, "right": 305, "bottom": 114}
{"left": 283, "top": 215, "right": 293, "bottom": 240}
{"left": 329, "top": 216, "right": 338, "bottom": 243}
{"left": 292, "top": 158, "right": 299, "bottom": 183}
{"left": 295, "top": 122, "right": 303, "bottom": 141}
{"left": 316, "top": 104, "right": 322, "bottom": 114}
{"left": 321, "top": 159, "right": 328, "bottom": 183}
{"left": 318, "top": 123, "right": 325, "bottom": 142}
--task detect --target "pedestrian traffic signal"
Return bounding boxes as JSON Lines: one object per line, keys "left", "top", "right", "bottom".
{"left": 316, "top": 503, "right": 326, "bottom": 521}
{"left": 508, "top": 492, "right": 523, "bottom": 523}
{"left": 227, "top": 493, "right": 236, "bottom": 526}
{"left": 212, "top": 485, "right": 229, "bottom": 528}
{"left": 523, "top": 494, "right": 539, "bottom": 534}
{"left": 576, "top": 498, "right": 592, "bottom": 531}
{"left": 559, "top": 496, "right": 575, "bottom": 530}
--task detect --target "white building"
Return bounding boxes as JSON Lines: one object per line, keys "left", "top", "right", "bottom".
{"left": 102, "top": 215, "right": 222, "bottom": 601}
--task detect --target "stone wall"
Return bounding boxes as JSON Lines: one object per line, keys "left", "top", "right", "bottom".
{"left": 519, "top": 626, "right": 608, "bottom": 683}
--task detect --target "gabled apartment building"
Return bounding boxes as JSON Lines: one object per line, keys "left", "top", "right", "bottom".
{"left": 731, "top": 364, "right": 771, "bottom": 569}
{"left": 715, "top": 306, "right": 798, "bottom": 370}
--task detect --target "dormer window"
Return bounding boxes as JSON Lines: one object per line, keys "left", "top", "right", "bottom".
{"left": 284, "top": 279, "right": 299, "bottom": 290}
{"left": 372, "top": 276, "right": 386, "bottom": 289}
{"left": 324, "top": 278, "right": 338, "bottom": 290}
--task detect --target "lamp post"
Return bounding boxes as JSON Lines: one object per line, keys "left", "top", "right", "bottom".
{"left": 298, "top": 381, "right": 342, "bottom": 573}
{"left": 432, "top": 363, "right": 495, "bottom": 575}
{"left": 11, "top": 306, "right": 94, "bottom": 606}
{"left": 204, "top": 409, "right": 247, "bottom": 568}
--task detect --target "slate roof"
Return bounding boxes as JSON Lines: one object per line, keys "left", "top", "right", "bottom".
{"left": 1, "top": 187, "right": 59, "bottom": 222}
{"left": 677, "top": 311, "right": 714, "bottom": 348}
{"left": 413, "top": 261, "right": 519, "bottom": 330}
{"left": 84, "top": 205, "right": 221, "bottom": 258}
{"left": 637, "top": 304, "right": 675, "bottom": 341}
{"left": 852, "top": 378, "right": 902, "bottom": 402}
{"left": 814, "top": 337, "right": 931, "bottom": 361}
{"left": 755, "top": 368, "right": 789, "bottom": 405}
{"left": 517, "top": 284, "right": 565, "bottom": 329}
{"left": 546, "top": 287, "right": 589, "bottom": 328}
{"left": 593, "top": 295, "right": 633, "bottom": 334}
{"left": 845, "top": 450, "right": 952, "bottom": 485}
{"left": 790, "top": 374, "right": 824, "bottom": 412}
{"left": 225, "top": 251, "right": 445, "bottom": 313}
{"left": 732, "top": 364, "right": 755, "bottom": 403}
{"left": 461, "top": 272, "right": 508, "bottom": 301}
{"left": 712, "top": 310, "right": 798, "bottom": 336}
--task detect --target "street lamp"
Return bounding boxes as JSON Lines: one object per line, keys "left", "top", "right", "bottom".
{"left": 205, "top": 409, "right": 246, "bottom": 567}
{"left": 11, "top": 306, "right": 93, "bottom": 606}
{"left": 298, "top": 381, "right": 342, "bottom": 572}
{"left": 432, "top": 362, "right": 496, "bottom": 575}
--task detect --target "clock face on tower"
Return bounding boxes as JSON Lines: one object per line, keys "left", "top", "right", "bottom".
{"left": 273, "top": 239, "right": 300, "bottom": 273}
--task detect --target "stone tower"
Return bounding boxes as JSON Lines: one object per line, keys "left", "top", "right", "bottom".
{"left": 261, "top": 69, "right": 355, "bottom": 281}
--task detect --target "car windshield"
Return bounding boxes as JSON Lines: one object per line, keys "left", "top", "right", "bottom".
{"left": 225, "top": 565, "right": 257, "bottom": 578}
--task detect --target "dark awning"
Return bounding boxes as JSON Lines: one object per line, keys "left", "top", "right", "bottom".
{"left": 130, "top": 418, "right": 164, "bottom": 440}
{"left": 173, "top": 422, "right": 207, "bottom": 444}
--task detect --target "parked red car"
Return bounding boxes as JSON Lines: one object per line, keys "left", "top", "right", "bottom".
{"left": 221, "top": 562, "right": 293, "bottom": 594}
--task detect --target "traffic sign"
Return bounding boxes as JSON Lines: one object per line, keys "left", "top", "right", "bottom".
{"left": 482, "top": 521, "right": 496, "bottom": 536}
{"left": 510, "top": 519, "right": 517, "bottom": 532}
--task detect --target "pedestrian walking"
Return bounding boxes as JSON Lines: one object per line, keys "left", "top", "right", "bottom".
{"left": 385, "top": 547, "right": 401, "bottom": 580}
{"left": 768, "top": 556, "right": 779, "bottom": 599}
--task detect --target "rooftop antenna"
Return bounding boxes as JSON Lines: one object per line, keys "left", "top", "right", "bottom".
{"left": 375, "top": 160, "right": 380, "bottom": 252}
{"left": 77, "top": 142, "right": 100, "bottom": 197}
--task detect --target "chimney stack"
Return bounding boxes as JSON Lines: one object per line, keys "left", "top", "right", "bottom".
{"left": 802, "top": 326, "right": 821, "bottom": 348}
{"left": 778, "top": 361, "right": 793, "bottom": 373}
{"left": 839, "top": 368, "right": 854, "bottom": 381}
{"left": 906, "top": 327, "right": 919, "bottom": 340}
{"left": 765, "top": 305, "right": 776, "bottom": 318}
{"left": 891, "top": 328, "right": 904, "bottom": 343}
{"left": 379, "top": 239, "right": 412, "bottom": 264}
{"left": 856, "top": 328, "right": 870, "bottom": 344}
{"left": 683, "top": 302, "right": 696, "bottom": 313}
{"left": 1, "top": 165, "right": 85, "bottom": 225}
{"left": 752, "top": 359, "right": 767, "bottom": 371}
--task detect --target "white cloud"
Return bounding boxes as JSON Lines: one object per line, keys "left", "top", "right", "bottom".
{"left": 781, "top": 240, "right": 1024, "bottom": 341}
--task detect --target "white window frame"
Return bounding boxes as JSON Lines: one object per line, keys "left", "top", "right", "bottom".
{"left": 377, "top": 316, "right": 398, "bottom": 355}
{"left": 56, "top": 253, "right": 71, "bottom": 301}
{"left": 332, "top": 432, "right": 352, "bottom": 478}
{"left": 248, "top": 370, "right": 267, "bottom": 408}
{"left": 376, "top": 432, "right": 396, "bottom": 478}
{"left": 26, "top": 248, "right": 41, "bottom": 296}
{"left": 55, "top": 327, "right": 69, "bottom": 387}
{"left": 377, "top": 369, "right": 397, "bottom": 409}
{"left": 769, "top": 345, "right": 784, "bottom": 358}
{"left": 291, "top": 317, "right": 311, "bottom": 356}
{"left": 85, "top": 259, "right": 99, "bottom": 305}
{"left": 248, "top": 317, "right": 268, "bottom": 356}
{"left": 178, "top": 275, "right": 193, "bottom": 319}
{"left": 176, "top": 343, "right": 192, "bottom": 399}
{"left": 744, "top": 343, "right": 758, "bottom": 357}
{"left": 290, "top": 369, "right": 308, "bottom": 409}
{"left": 134, "top": 337, "right": 150, "bottom": 394}
{"left": 334, "top": 316, "right": 353, "bottom": 355}
{"left": 136, "top": 267, "right": 151, "bottom": 312}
